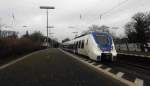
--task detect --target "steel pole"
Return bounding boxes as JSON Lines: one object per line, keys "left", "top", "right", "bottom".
{"left": 40, "top": 6, "right": 55, "bottom": 48}
{"left": 47, "top": 9, "right": 49, "bottom": 47}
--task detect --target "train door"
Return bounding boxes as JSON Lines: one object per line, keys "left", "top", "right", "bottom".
{"left": 85, "top": 38, "right": 89, "bottom": 55}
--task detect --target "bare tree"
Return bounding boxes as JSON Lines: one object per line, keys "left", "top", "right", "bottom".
{"left": 125, "top": 12, "right": 150, "bottom": 52}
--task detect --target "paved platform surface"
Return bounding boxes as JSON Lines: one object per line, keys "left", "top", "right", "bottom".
{"left": 0, "top": 48, "right": 126, "bottom": 86}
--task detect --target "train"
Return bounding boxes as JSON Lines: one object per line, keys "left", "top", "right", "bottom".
{"left": 62, "top": 31, "right": 117, "bottom": 62}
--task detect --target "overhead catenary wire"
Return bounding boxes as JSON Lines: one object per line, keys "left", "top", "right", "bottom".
{"left": 73, "top": 0, "right": 131, "bottom": 35}
{"left": 101, "top": 0, "right": 130, "bottom": 16}
{"left": 99, "top": 0, "right": 130, "bottom": 20}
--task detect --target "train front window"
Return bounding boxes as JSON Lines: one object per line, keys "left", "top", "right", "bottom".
{"left": 96, "top": 35, "right": 109, "bottom": 45}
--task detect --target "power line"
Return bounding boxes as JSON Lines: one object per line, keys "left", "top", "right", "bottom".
{"left": 101, "top": 0, "right": 130, "bottom": 16}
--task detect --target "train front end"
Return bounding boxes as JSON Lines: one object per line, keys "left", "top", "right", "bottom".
{"left": 92, "top": 32, "right": 117, "bottom": 61}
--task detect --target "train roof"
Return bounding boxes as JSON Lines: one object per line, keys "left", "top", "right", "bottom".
{"left": 63, "top": 31, "right": 110, "bottom": 44}
{"left": 74, "top": 31, "right": 109, "bottom": 39}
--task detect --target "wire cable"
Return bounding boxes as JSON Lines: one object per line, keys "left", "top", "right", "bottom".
{"left": 101, "top": 0, "right": 130, "bottom": 16}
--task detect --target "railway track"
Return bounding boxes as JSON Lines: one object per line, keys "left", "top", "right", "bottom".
{"left": 96, "top": 57, "right": 150, "bottom": 77}
{"left": 67, "top": 50, "right": 150, "bottom": 73}
{"left": 63, "top": 49, "right": 150, "bottom": 86}
{"left": 116, "top": 61, "right": 150, "bottom": 72}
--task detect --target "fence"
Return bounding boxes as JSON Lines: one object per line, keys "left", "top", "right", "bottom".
{"left": 115, "top": 43, "right": 150, "bottom": 52}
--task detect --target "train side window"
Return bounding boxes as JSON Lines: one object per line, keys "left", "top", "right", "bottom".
{"left": 81, "top": 40, "right": 84, "bottom": 48}
{"left": 86, "top": 39, "right": 88, "bottom": 45}
{"left": 73, "top": 42, "right": 76, "bottom": 49}
{"left": 70, "top": 44, "right": 72, "bottom": 49}
{"left": 75, "top": 42, "right": 77, "bottom": 48}
{"left": 76, "top": 42, "right": 78, "bottom": 48}
{"left": 72, "top": 44, "right": 73, "bottom": 49}
{"left": 78, "top": 41, "right": 81, "bottom": 48}
{"left": 80, "top": 40, "right": 82, "bottom": 48}
{"left": 70, "top": 44, "right": 71, "bottom": 49}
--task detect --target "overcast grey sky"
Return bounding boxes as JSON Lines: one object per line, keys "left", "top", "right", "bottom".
{"left": 0, "top": 0, "right": 150, "bottom": 41}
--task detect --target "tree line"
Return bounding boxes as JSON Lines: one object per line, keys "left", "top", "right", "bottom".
{"left": 125, "top": 12, "right": 150, "bottom": 52}
{"left": 0, "top": 30, "right": 46, "bottom": 58}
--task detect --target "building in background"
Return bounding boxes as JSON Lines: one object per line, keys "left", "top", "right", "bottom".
{"left": 0, "top": 30, "right": 18, "bottom": 38}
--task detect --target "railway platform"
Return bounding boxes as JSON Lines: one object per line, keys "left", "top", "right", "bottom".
{"left": 0, "top": 48, "right": 126, "bottom": 86}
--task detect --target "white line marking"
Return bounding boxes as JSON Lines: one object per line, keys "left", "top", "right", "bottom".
{"left": 116, "top": 72, "right": 124, "bottom": 78}
{"left": 90, "top": 62, "right": 96, "bottom": 65}
{"left": 96, "top": 64, "right": 103, "bottom": 68}
{"left": 0, "top": 49, "right": 46, "bottom": 70}
{"left": 105, "top": 68, "right": 111, "bottom": 72}
{"left": 59, "top": 49, "right": 138, "bottom": 86}
{"left": 134, "top": 78, "right": 144, "bottom": 86}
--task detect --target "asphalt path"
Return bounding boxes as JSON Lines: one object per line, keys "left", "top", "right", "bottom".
{"left": 0, "top": 48, "right": 126, "bottom": 86}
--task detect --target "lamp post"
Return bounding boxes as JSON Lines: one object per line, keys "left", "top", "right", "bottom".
{"left": 40, "top": 6, "right": 55, "bottom": 47}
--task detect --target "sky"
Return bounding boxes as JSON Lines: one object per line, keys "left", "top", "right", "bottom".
{"left": 0, "top": 0, "right": 150, "bottom": 42}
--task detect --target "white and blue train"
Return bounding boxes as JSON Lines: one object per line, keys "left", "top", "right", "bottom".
{"left": 62, "top": 32, "right": 117, "bottom": 62}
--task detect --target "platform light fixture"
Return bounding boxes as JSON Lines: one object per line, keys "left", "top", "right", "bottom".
{"left": 40, "top": 6, "right": 55, "bottom": 47}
